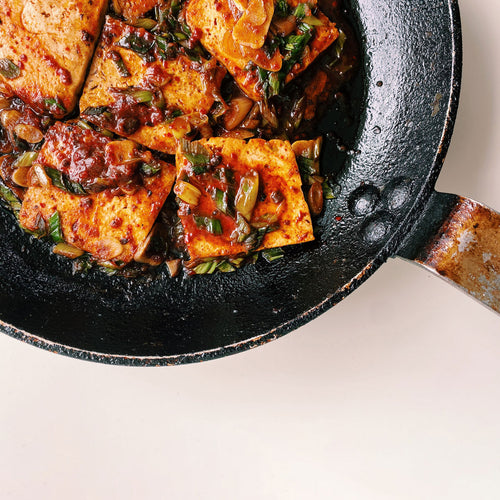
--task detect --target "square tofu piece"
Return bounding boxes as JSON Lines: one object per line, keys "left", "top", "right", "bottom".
{"left": 80, "top": 16, "right": 225, "bottom": 155}
{"left": 19, "top": 123, "right": 176, "bottom": 265}
{"left": 0, "top": 0, "right": 108, "bottom": 117}
{"left": 175, "top": 137, "right": 314, "bottom": 261}
{"left": 186, "top": 0, "right": 338, "bottom": 100}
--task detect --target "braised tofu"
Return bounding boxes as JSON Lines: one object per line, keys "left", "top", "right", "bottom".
{"left": 175, "top": 137, "right": 314, "bottom": 261}
{"left": 18, "top": 122, "right": 176, "bottom": 265}
{"left": 186, "top": 0, "right": 338, "bottom": 100}
{"left": 80, "top": 16, "right": 225, "bottom": 154}
{"left": 0, "top": 0, "right": 107, "bottom": 117}
{"left": 33, "top": 121, "right": 152, "bottom": 193}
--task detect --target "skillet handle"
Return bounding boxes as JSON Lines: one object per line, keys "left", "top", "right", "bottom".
{"left": 396, "top": 191, "right": 500, "bottom": 313}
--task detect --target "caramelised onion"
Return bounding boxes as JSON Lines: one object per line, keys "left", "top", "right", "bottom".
{"left": 221, "top": 129, "right": 255, "bottom": 140}
{"left": 53, "top": 242, "right": 85, "bottom": 259}
{"left": 223, "top": 96, "right": 254, "bottom": 130}
{"left": 11, "top": 166, "right": 31, "bottom": 187}
{"left": 99, "top": 237, "right": 124, "bottom": 260}
{"left": 240, "top": 103, "right": 260, "bottom": 129}
{"left": 235, "top": 169, "right": 259, "bottom": 221}
{"left": 0, "top": 109, "right": 21, "bottom": 131}
{"left": 14, "top": 123, "right": 43, "bottom": 144}
{"left": 32, "top": 164, "right": 50, "bottom": 187}
{"left": 259, "top": 100, "right": 279, "bottom": 129}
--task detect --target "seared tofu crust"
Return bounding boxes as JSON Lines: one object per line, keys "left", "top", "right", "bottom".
{"left": 19, "top": 122, "right": 176, "bottom": 264}
{"left": 0, "top": 0, "right": 108, "bottom": 117}
{"left": 186, "top": 0, "right": 338, "bottom": 100}
{"left": 80, "top": 16, "right": 225, "bottom": 154}
{"left": 175, "top": 137, "right": 314, "bottom": 260}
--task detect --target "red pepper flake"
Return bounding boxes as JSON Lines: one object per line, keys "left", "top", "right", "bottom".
{"left": 110, "top": 217, "right": 123, "bottom": 228}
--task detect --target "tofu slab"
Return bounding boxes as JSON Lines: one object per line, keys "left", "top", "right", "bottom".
{"left": 19, "top": 123, "right": 176, "bottom": 265}
{"left": 175, "top": 137, "right": 314, "bottom": 260}
{"left": 80, "top": 16, "right": 225, "bottom": 154}
{"left": 186, "top": 0, "right": 338, "bottom": 100}
{"left": 0, "top": 0, "right": 108, "bottom": 117}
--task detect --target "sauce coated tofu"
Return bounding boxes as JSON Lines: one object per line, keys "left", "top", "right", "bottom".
{"left": 0, "top": 0, "right": 108, "bottom": 117}
{"left": 186, "top": 0, "right": 338, "bottom": 100}
{"left": 19, "top": 124, "right": 176, "bottom": 265}
{"left": 80, "top": 17, "right": 225, "bottom": 154}
{"left": 175, "top": 137, "right": 314, "bottom": 261}
{"left": 112, "top": 0, "right": 164, "bottom": 22}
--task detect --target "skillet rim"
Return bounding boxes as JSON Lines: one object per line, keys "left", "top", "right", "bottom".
{"left": 0, "top": 0, "right": 463, "bottom": 365}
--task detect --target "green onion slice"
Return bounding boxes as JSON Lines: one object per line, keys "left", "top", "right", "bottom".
{"left": 45, "top": 167, "right": 86, "bottom": 195}
{"left": 262, "top": 247, "right": 285, "bottom": 263}
{"left": 48, "top": 211, "right": 64, "bottom": 244}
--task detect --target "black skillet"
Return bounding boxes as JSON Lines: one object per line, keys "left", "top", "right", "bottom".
{"left": 0, "top": 0, "right": 498, "bottom": 365}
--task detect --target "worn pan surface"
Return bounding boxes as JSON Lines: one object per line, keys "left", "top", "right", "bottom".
{"left": 0, "top": 0, "right": 464, "bottom": 364}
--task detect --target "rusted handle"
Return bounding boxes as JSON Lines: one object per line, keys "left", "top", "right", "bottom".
{"left": 397, "top": 192, "right": 500, "bottom": 313}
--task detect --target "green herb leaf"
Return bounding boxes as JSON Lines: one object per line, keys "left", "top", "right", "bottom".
{"left": 117, "top": 33, "right": 155, "bottom": 55}
{"left": 284, "top": 32, "right": 312, "bottom": 64}
{"left": 0, "top": 58, "right": 20, "bottom": 79}
{"left": 275, "top": 0, "right": 289, "bottom": 16}
{"left": 45, "top": 167, "right": 86, "bottom": 195}
{"left": 44, "top": 98, "right": 66, "bottom": 113}
{"left": 48, "top": 211, "right": 64, "bottom": 244}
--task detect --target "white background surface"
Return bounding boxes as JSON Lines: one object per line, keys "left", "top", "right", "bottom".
{"left": 1, "top": 0, "right": 499, "bottom": 498}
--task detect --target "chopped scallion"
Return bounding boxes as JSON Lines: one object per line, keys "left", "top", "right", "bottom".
{"left": 262, "top": 247, "right": 285, "bottom": 263}
{"left": 48, "top": 211, "right": 64, "bottom": 244}
{"left": 14, "top": 151, "right": 38, "bottom": 168}
{"left": 0, "top": 178, "right": 21, "bottom": 213}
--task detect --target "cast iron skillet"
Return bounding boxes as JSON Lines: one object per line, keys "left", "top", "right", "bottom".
{"left": 0, "top": 0, "right": 498, "bottom": 365}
